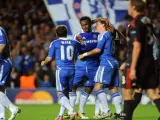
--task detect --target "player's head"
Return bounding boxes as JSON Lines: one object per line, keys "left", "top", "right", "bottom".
{"left": 80, "top": 16, "right": 92, "bottom": 33}
{"left": 94, "top": 18, "right": 114, "bottom": 33}
{"left": 56, "top": 25, "right": 68, "bottom": 38}
{"left": 128, "top": 0, "right": 146, "bottom": 17}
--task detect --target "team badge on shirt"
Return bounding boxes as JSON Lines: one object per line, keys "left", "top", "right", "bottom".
{"left": 93, "top": 34, "right": 97, "bottom": 39}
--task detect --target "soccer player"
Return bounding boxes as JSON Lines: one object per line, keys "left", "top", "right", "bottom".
{"left": 121, "top": 0, "right": 160, "bottom": 120}
{"left": 78, "top": 18, "right": 121, "bottom": 119}
{"left": 93, "top": 26, "right": 126, "bottom": 119}
{"left": 69, "top": 16, "right": 99, "bottom": 119}
{"left": 41, "top": 25, "right": 82, "bottom": 120}
{"left": 0, "top": 27, "right": 21, "bottom": 120}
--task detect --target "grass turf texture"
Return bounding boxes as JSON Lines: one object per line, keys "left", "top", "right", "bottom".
{"left": 5, "top": 104, "right": 159, "bottom": 120}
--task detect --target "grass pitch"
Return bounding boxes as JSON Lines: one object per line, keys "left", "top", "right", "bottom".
{"left": 6, "top": 104, "right": 159, "bottom": 120}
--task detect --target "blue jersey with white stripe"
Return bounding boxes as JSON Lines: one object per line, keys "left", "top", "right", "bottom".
{"left": 0, "top": 27, "right": 10, "bottom": 61}
{"left": 47, "top": 38, "right": 80, "bottom": 68}
{"left": 96, "top": 32, "right": 117, "bottom": 65}
{"left": 74, "top": 32, "right": 99, "bottom": 68}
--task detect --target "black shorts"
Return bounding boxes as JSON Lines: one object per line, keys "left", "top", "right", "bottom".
{"left": 122, "top": 66, "right": 159, "bottom": 89}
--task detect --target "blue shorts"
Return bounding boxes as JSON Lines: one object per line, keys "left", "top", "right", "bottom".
{"left": 0, "top": 59, "right": 12, "bottom": 86}
{"left": 94, "top": 64, "right": 119, "bottom": 87}
{"left": 73, "top": 66, "right": 97, "bottom": 87}
{"left": 56, "top": 67, "right": 74, "bottom": 92}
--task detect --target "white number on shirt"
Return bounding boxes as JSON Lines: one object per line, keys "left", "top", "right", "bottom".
{"left": 60, "top": 45, "right": 74, "bottom": 60}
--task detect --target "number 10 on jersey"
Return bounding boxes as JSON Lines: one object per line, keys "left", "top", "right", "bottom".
{"left": 60, "top": 45, "right": 74, "bottom": 60}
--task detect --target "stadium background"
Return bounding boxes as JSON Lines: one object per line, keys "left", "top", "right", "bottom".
{"left": 0, "top": 0, "right": 160, "bottom": 119}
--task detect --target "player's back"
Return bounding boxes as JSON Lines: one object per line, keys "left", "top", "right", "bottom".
{"left": 48, "top": 38, "right": 79, "bottom": 68}
{"left": 75, "top": 32, "right": 99, "bottom": 68}
{"left": 98, "top": 32, "right": 117, "bottom": 64}
{"left": 0, "top": 27, "right": 10, "bottom": 61}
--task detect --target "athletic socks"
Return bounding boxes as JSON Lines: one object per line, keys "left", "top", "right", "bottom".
{"left": 59, "top": 94, "right": 74, "bottom": 114}
{"left": 79, "top": 91, "right": 89, "bottom": 113}
{"left": 112, "top": 92, "right": 122, "bottom": 114}
{"left": 69, "top": 92, "right": 77, "bottom": 108}
{"left": 0, "top": 104, "right": 5, "bottom": 119}
{"left": 95, "top": 98, "right": 101, "bottom": 116}
{"left": 59, "top": 105, "right": 66, "bottom": 116}
{"left": 0, "top": 92, "right": 16, "bottom": 113}
{"left": 123, "top": 100, "right": 134, "bottom": 120}
{"left": 132, "top": 92, "right": 142, "bottom": 110}
{"left": 96, "top": 89, "right": 110, "bottom": 113}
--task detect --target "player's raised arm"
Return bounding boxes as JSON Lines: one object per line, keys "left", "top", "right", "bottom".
{"left": 78, "top": 32, "right": 107, "bottom": 60}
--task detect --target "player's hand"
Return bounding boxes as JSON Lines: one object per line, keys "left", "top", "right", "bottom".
{"left": 129, "top": 68, "right": 137, "bottom": 80}
{"left": 41, "top": 61, "right": 45, "bottom": 66}
{"left": 119, "top": 62, "right": 126, "bottom": 70}
{"left": 78, "top": 54, "right": 84, "bottom": 60}
{"left": 76, "top": 34, "right": 82, "bottom": 41}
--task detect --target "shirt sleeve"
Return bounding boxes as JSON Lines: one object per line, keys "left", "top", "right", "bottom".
{"left": 47, "top": 41, "right": 55, "bottom": 58}
{"left": 96, "top": 32, "right": 108, "bottom": 50}
{"left": 0, "top": 29, "right": 6, "bottom": 45}
{"left": 73, "top": 32, "right": 80, "bottom": 40}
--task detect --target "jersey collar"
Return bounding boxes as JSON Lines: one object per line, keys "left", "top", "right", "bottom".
{"left": 59, "top": 37, "right": 67, "bottom": 40}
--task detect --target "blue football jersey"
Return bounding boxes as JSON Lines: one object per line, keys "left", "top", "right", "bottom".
{"left": 74, "top": 32, "right": 100, "bottom": 68}
{"left": 47, "top": 38, "right": 80, "bottom": 68}
{"left": 0, "top": 27, "right": 10, "bottom": 60}
{"left": 96, "top": 32, "right": 117, "bottom": 65}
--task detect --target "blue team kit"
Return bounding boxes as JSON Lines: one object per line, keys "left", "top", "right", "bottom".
{"left": 94, "top": 32, "right": 119, "bottom": 87}
{"left": 47, "top": 31, "right": 119, "bottom": 92}
{"left": 73, "top": 32, "right": 99, "bottom": 87}
{"left": 0, "top": 27, "right": 12, "bottom": 86}
{"left": 47, "top": 38, "right": 81, "bottom": 92}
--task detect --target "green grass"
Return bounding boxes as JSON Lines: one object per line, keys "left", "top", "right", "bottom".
{"left": 6, "top": 104, "right": 159, "bottom": 120}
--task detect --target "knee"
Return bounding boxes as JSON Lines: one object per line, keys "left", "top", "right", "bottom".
{"left": 146, "top": 89, "right": 160, "bottom": 101}
{"left": 72, "top": 86, "right": 77, "bottom": 92}
{"left": 57, "top": 92, "right": 63, "bottom": 97}
{"left": 94, "top": 83, "right": 103, "bottom": 91}
{"left": 109, "top": 87, "right": 118, "bottom": 94}
{"left": 135, "top": 88, "right": 143, "bottom": 93}
{"left": 122, "top": 88, "right": 133, "bottom": 100}
{"left": 85, "top": 87, "right": 93, "bottom": 94}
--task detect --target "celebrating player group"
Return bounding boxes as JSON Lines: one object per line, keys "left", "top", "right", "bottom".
{"left": 1, "top": 0, "right": 159, "bottom": 120}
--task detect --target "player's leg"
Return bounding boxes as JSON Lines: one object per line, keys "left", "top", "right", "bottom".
{"left": 156, "top": 88, "right": 160, "bottom": 95}
{"left": 109, "top": 87, "right": 123, "bottom": 118}
{"left": 94, "top": 66, "right": 111, "bottom": 119}
{"left": 146, "top": 89, "right": 160, "bottom": 120}
{"left": 145, "top": 72, "right": 160, "bottom": 115}
{"left": 59, "top": 90, "right": 69, "bottom": 119}
{"left": 70, "top": 68, "right": 85, "bottom": 108}
{"left": 0, "top": 104, "right": 5, "bottom": 120}
{"left": 132, "top": 88, "right": 143, "bottom": 111}
{"left": 79, "top": 67, "right": 95, "bottom": 119}
{"left": 0, "top": 60, "right": 21, "bottom": 120}
{"left": 122, "top": 66, "right": 135, "bottom": 120}
{"left": 56, "top": 69, "right": 77, "bottom": 120}
{"left": 109, "top": 68, "right": 123, "bottom": 119}
{"left": 94, "top": 98, "right": 101, "bottom": 117}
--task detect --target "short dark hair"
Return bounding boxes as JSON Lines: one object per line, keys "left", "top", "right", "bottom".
{"left": 56, "top": 25, "right": 67, "bottom": 37}
{"left": 80, "top": 16, "right": 92, "bottom": 24}
{"left": 130, "top": 0, "right": 146, "bottom": 12}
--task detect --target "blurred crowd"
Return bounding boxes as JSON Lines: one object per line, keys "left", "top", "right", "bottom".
{"left": 0, "top": 0, "right": 56, "bottom": 88}
{"left": 0, "top": 0, "right": 159, "bottom": 88}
